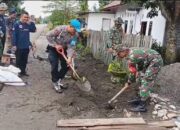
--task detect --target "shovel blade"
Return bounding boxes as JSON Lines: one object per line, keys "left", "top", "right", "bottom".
{"left": 76, "top": 77, "right": 91, "bottom": 92}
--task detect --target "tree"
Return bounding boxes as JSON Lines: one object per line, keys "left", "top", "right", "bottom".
{"left": 0, "top": 0, "right": 25, "bottom": 14}
{"left": 42, "top": 0, "right": 79, "bottom": 26}
{"left": 123, "top": 0, "right": 179, "bottom": 64}
{"left": 79, "top": 0, "right": 88, "bottom": 12}
{"left": 98, "top": 0, "right": 111, "bottom": 10}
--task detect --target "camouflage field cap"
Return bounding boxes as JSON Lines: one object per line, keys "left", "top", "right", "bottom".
{"left": 114, "top": 17, "right": 124, "bottom": 24}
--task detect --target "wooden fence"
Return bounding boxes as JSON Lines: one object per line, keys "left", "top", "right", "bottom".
{"left": 87, "top": 30, "right": 152, "bottom": 65}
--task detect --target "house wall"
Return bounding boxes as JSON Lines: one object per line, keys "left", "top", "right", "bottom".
{"left": 87, "top": 13, "right": 115, "bottom": 31}
{"left": 115, "top": 8, "right": 166, "bottom": 46}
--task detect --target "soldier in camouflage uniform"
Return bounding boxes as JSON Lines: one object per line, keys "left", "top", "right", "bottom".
{"left": 0, "top": 3, "right": 8, "bottom": 59}
{"left": 4, "top": 8, "right": 17, "bottom": 54}
{"left": 116, "top": 47, "right": 163, "bottom": 112}
{"left": 107, "top": 17, "right": 124, "bottom": 57}
{"left": 106, "top": 17, "right": 124, "bottom": 83}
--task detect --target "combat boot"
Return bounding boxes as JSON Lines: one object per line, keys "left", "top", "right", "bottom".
{"left": 127, "top": 96, "right": 141, "bottom": 106}
{"left": 129, "top": 100, "right": 147, "bottom": 112}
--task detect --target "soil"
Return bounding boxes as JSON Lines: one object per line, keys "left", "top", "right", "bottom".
{"left": 0, "top": 25, "right": 176, "bottom": 130}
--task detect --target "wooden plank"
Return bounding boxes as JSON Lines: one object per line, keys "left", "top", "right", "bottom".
{"left": 57, "top": 118, "right": 146, "bottom": 127}
{"left": 81, "top": 125, "right": 168, "bottom": 130}
{"left": 148, "top": 120, "right": 176, "bottom": 128}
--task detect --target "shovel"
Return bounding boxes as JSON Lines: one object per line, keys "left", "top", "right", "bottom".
{"left": 56, "top": 48, "right": 91, "bottom": 92}
{"left": 107, "top": 83, "right": 129, "bottom": 109}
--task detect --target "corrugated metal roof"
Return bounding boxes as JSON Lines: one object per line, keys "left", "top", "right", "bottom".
{"left": 103, "top": 1, "right": 121, "bottom": 9}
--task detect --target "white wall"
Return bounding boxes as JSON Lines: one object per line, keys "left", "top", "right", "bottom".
{"left": 87, "top": 13, "right": 115, "bottom": 31}
{"left": 115, "top": 8, "right": 166, "bottom": 46}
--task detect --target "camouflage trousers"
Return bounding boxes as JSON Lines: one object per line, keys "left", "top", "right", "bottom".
{"left": 138, "top": 55, "right": 163, "bottom": 100}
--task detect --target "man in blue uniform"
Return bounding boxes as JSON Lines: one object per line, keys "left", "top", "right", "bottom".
{"left": 0, "top": 3, "right": 7, "bottom": 57}
{"left": 12, "top": 12, "right": 36, "bottom": 76}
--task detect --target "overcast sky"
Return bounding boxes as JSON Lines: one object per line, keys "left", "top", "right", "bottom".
{"left": 22, "top": 1, "right": 99, "bottom": 18}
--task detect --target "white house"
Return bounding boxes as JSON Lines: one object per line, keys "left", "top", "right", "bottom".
{"left": 79, "top": 1, "right": 166, "bottom": 46}
{"left": 79, "top": 11, "right": 115, "bottom": 31}
{"left": 113, "top": 5, "right": 166, "bottom": 46}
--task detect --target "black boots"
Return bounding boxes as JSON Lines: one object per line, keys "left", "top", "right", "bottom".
{"left": 128, "top": 97, "right": 147, "bottom": 112}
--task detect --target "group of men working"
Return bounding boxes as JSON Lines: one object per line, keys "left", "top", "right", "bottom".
{"left": 45, "top": 16, "right": 163, "bottom": 112}
{"left": 0, "top": 2, "right": 163, "bottom": 112}
{"left": 107, "top": 17, "right": 163, "bottom": 112}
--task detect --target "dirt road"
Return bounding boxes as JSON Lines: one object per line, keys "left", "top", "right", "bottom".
{"left": 0, "top": 24, "right": 154, "bottom": 130}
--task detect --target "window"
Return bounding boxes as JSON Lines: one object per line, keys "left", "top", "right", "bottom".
{"left": 129, "top": 20, "right": 133, "bottom": 34}
{"left": 148, "top": 21, "right": 153, "bottom": 36}
{"left": 124, "top": 20, "right": 128, "bottom": 33}
{"left": 102, "top": 18, "right": 111, "bottom": 31}
{"left": 140, "top": 21, "right": 147, "bottom": 35}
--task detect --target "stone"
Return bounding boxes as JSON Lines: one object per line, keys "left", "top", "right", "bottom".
{"left": 152, "top": 115, "right": 156, "bottom": 119}
{"left": 167, "top": 113, "right": 177, "bottom": 119}
{"left": 171, "top": 127, "right": 180, "bottom": 130}
{"left": 175, "top": 120, "right": 180, "bottom": 128}
{"left": 155, "top": 104, "right": 162, "bottom": 110}
{"left": 152, "top": 111, "right": 158, "bottom": 115}
{"left": 162, "top": 115, "right": 169, "bottom": 120}
{"left": 169, "top": 105, "right": 176, "bottom": 110}
{"left": 157, "top": 109, "right": 168, "bottom": 118}
{"left": 159, "top": 102, "right": 167, "bottom": 105}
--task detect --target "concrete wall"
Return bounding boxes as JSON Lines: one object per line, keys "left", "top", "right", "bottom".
{"left": 87, "top": 13, "right": 115, "bottom": 31}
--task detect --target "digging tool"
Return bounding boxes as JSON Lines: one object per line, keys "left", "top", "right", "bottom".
{"left": 107, "top": 83, "right": 129, "bottom": 109}
{"left": 56, "top": 48, "right": 91, "bottom": 92}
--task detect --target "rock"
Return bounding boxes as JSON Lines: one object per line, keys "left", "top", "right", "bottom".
{"left": 123, "top": 109, "right": 132, "bottom": 118}
{"left": 157, "top": 109, "right": 168, "bottom": 118}
{"left": 151, "top": 98, "right": 158, "bottom": 103}
{"left": 159, "top": 102, "right": 167, "bottom": 105}
{"left": 150, "top": 102, "right": 155, "bottom": 105}
{"left": 155, "top": 104, "right": 162, "bottom": 110}
{"left": 152, "top": 115, "right": 156, "bottom": 119}
{"left": 152, "top": 111, "right": 158, "bottom": 115}
{"left": 175, "top": 120, "right": 180, "bottom": 128}
{"left": 177, "top": 117, "right": 180, "bottom": 121}
{"left": 162, "top": 115, "right": 168, "bottom": 120}
{"left": 167, "top": 113, "right": 177, "bottom": 119}
{"left": 169, "top": 105, "right": 176, "bottom": 110}
{"left": 171, "top": 127, "right": 180, "bottom": 130}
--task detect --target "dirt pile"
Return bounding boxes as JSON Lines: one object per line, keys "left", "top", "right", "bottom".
{"left": 156, "top": 63, "right": 180, "bottom": 104}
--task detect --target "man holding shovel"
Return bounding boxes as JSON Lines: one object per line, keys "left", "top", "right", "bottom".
{"left": 46, "top": 19, "right": 81, "bottom": 93}
{"left": 109, "top": 47, "right": 163, "bottom": 112}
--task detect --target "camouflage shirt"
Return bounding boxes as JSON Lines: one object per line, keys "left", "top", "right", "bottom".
{"left": 109, "top": 26, "right": 123, "bottom": 47}
{"left": 6, "top": 17, "right": 17, "bottom": 38}
{"left": 127, "top": 48, "right": 163, "bottom": 82}
{"left": 46, "top": 25, "right": 78, "bottom": 57}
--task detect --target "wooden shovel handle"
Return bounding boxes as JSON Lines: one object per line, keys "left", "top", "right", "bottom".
{"left": 57, "top": 48, "right": 81, "bottom": 79}
{"left": 108, "top": 83, "right": 129, "bottom": 104}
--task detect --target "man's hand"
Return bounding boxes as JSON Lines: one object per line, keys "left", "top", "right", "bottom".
{"left": 107, "top": 48, "right": 114, "bottom": 53}
{"left": 55, "top": 44, "right": 63, "bottom": 51}
{"left": 12, "top": 46, "right": 17, "bottom": 51}
{"left": 67, "top": 57, "right": 72, "bottom": 65}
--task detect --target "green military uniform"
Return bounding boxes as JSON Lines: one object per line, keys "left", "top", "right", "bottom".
{"left": 106, "top": 17, "right": 124, "bottom": 55}
{"left": 127, "top": 48, "right": 163, "bottom": 100}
